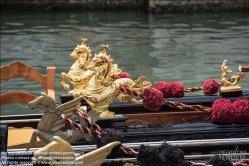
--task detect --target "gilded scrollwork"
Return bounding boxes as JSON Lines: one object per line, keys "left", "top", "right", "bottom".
{"left": 220, "top": 60, "right": 245, "bottom": 92}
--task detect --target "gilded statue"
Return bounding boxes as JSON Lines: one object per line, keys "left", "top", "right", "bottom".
{"left": 220, "top": 60, "right": 245, "bottom": 93}
{"left": 60, "top": 40, "right": 151, "bottom": 117}
{"left": 60, "top": 39, "right": 122, "bottom": 98}
{"left": 76, "top": 44, "right": 152, "bottom": 118}
{"left": 60, "top": 38, "right": 95, "bottom": 95}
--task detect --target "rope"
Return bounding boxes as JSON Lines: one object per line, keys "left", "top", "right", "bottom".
{"left": 60, "top": 114, "right": 103, "bottom": 138}
{"left": 73, "top": 108, "right": 104, "bottom": 134}
{"left": 59, "top": 108, "right": 135, "bottom": 155}
{"left": 162, "top": 100, "right": 212, "bottom": 112}
{"left": 120, "top": 145, "right": 138, "bottom": 156}
{"left": 119, "top": 86, "right": 212, "bottom": 112}
{"left": 119, "top": 86, "right": 142, "bottom": 98}
{"left": 184, "top": 87, "right": 204, "bottom": 92}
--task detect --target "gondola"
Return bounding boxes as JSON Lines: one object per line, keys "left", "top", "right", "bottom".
{"left": 0, "top": 40, "right": 248, "bottom": 165}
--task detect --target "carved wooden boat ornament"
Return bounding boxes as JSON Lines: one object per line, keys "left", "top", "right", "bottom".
{"left": 220, "top": 60, "right": 245, "bottom": 96}
{"left": 32, "top": 136, "right": 121, "bottom": 166}
{"left": 27, "top": 92, "right": 103, "bottom": 150}
{"left": 60, "top": 41, "right": 151, "bottom": 118}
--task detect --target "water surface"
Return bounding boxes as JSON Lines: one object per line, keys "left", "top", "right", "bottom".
{"left": 1, "top": 11, "right": 249, "bottom": 115}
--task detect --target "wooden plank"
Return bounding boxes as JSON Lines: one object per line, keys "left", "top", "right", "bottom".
{"left": 126, "top": 111, "right": 211, "bottom": 126}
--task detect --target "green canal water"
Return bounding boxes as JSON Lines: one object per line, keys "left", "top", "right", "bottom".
{"left": 1, "top": 11, "right": 249, "bottom": 115}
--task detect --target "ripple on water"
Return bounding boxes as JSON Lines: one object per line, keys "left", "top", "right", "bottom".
{"left": 58, "top": 25, "right": 77, "bottom": 28}
{"left": 66, "top": 20, "right": 80, "bottom": 23}
{"left": 32, "top": 26, "right": 50, "bottom": 29}
{"left": 1, "top": 30, "right": 22, "bottom": 33}
{"left": 172, "top": 24, "right": 190, "bottom": 27}
{"left": 219, "top": 21, "right": 238, "bottom": 25}
{"left": 4, "top": 22, "right": 24, "bottom": 26}
{"left": 229, "top": 26, "right": 249, "bottom": 30}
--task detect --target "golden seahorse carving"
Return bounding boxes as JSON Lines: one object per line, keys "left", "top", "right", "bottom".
{"left": 76, "top": 44, "right": 152, "bottom": 118}
{"left": 60, "top": 38, "right": 95, "bottom": 95}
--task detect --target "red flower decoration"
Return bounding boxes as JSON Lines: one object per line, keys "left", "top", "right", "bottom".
{"left": 142, "top": 88, "right": 163, "bottom": 111}
{"left": 203, "top": 79, "right": 220, "bottom": 95}
{"left": 170, "top": 82, "right": 184, "bottom": 97}
{"left": 154, "top": 81, "right": 171, "bottom": 98}
{"left": 118, "top": 72, "right": 131, "bottom": 79}
{"left": 211, "top": 98, "right": 235, "bottom": 124}
{"left": 233, "top": 99, "right": 249, "bottom": 124}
